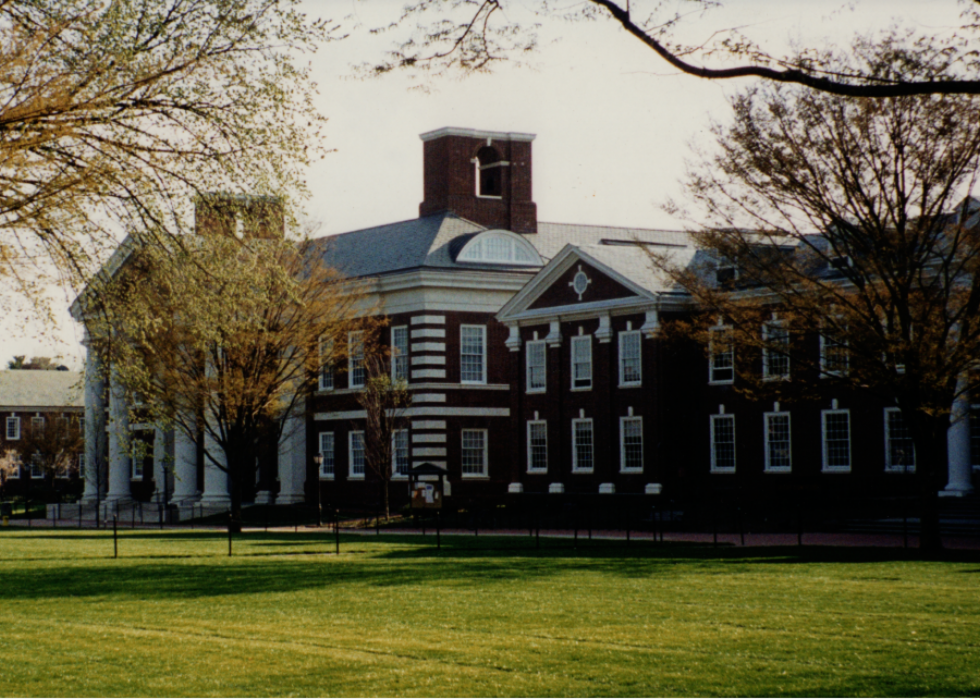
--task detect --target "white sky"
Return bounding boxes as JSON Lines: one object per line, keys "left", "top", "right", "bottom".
{"left": 0, "top": 0, "right": 966, "bottom": 369}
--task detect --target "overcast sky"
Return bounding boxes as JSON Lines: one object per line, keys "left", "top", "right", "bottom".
{"left": 0, "top": 0, "right": 966, "bottom": 369}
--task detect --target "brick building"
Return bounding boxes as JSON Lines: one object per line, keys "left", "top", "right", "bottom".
{"left": 0, "top": 370, "right": 84, "bottom": 496}
{"left": 71, "top": 126, "right": 977, "bottom": 517}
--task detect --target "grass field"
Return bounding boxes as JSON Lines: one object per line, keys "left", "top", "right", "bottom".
{"left": 1, "top": 529, "right": 978, "bottom": 697}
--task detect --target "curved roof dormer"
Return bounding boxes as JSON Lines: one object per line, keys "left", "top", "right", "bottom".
{"left": 455, "top": 229, "right": 543, "bottom": 266}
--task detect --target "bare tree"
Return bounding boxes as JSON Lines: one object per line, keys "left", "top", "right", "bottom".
{"left": 89, "top": 215, "right": 371, "bottom": 529}
{"left": 656, "top": 41, "right": 980, "bottom": 551}
{"left": 362, "top": 0, "right": 980, "bottom": 97}
{"left": 15, "top": 416, "right": 83, "bottom": 482}
{"left": 357, "top": 352, "right": 412, "bottom": 519}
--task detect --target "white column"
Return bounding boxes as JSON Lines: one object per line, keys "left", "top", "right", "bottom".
{"left": 277, "top": 412, "right": 306, "bottom": 504}
{"left": 943, "top": 375, "right": 975, "bottom": 496}
{"left": 200, "top": 425, "right": 230, "bottom": 506}
{"left": 170, "top": 420, "right": 200, "bottom": 504}
{"left": 151, "top": 427, "right": 168, "bottom": 502}
{"left": 105, "top": 366, "right": 132, "bottom": 504}
{"left": 80, "top": 335, "right": 105, "bottom": 505}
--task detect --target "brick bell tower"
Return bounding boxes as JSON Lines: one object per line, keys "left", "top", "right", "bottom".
{"left": 419, "top": 127, "right": 537, "bottom": 234}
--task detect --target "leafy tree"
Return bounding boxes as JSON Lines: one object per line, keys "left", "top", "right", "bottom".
{"left": 87, "top": 211, "right": 370, "bottom": 529}
{"left": 357, "top": 352, "right": 412, "bottom": 520}
{"left": 363, "top": 0, "right": 980, "bottom": 96}
{"left": 0, "top": 0, "right": 334, "bottom": 302}
{"left": 7, "top": 356, "right": 61, "bottom": 370}
{"left": 656, "top": 41, "right": 980, "bottom": 551}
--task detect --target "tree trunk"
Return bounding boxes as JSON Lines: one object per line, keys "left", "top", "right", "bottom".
{"left": 226, "top": 446, "right": 243, "bottom": 534}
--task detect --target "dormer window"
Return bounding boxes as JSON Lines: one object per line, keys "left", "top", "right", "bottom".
{"left": 456, "top": 229, "right": 543, "bottom": 266}
{"left": 475, "top": 146, "right": 504, "bottom": 197}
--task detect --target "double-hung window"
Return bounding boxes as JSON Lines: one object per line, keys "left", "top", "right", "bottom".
{"left": 30, "top": 453, "right": 44, "bottom": 479}
{"left": 77, "top": 454, "right": 85, "bottom": 479}
{"left": 319, "top": 432, "right": 335, "bottom": 479}
{"left": 461, "top": 429, "right": 488, "bottom": 477}
{"left": 820, "top": 323, "right": 849, "bottom": 377}
{"left": 460, "top": 326, "right": 486, "bottom": 384}
{"left": 821, "top": 409, "right": 851, "bottom": 472}
{"left": 884, "top": 408, "right": 915, "bottom": 473}
{"left": 527, "top": 420, "right": 548, "bottom": 473}
{"left": 572, "top": 419, "right": 594, "bottom": 472}
{"left": 5, "top": 416, "right": 20, "bottom": 440}
{"left": 708, "top": 326, "right": 734, "bottom": 384}
{"left": 131, "top": 441, "right": 144, "bottom": 480}
{"left": 31, "top": 416, "right": 45, "bottom": 435}
{"left": 392, "top": 429, "right": 409, "bottom": 478}
{"left": 391, "top": 326, "right": 409, "bottom": 383}
{"left": 618, "top": 331, "right": 642, "bottom": 386}
{"left": 710, "top": 414, "right": 736, "bottom": 472}
{"left": 762, "top": 321, "right": 790, "bottom": 380}
{"left": 764, "top": 412, "right": 792, "bottom": 473}
{"left": 620, "top": 416, "right": 643, "bottom": 473}
{"left": 571, "top": 336, "right": 592, "bottom": 390}
{"left": 526, "top": 341, "right": 546, "bottom": 393}
{"left": 349, "top": 431, "right": 365, "bottom": 479}
{"left": 318, "top": 337, "right": 334, "bottom": 391}
{"left": 348, "top": 332, "right": 365, "bottom": 389}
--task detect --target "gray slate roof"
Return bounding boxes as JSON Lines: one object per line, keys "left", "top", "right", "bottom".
{"left": 0, "top": 371, "right": 83, "bottom": 410}
{"left": 307, "top": 211, "right": 692, "bottom": 278}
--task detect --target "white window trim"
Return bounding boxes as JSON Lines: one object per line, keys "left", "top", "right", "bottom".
{"left": 348, "top": 331, "right": 365, "bottom": 389}
{"left": 131, "top": 441, "right": 144, "bottom": 481}
{"left": 819, "top": 325, "right": 849, "bottom": 378}
{"left": 763, "top": 411, "right": 792, "bottom": 473}
{"left": 821, "top": 409, "right": 852, "bottom": 473}
{"left": 30, "top": 453, "right": 44, "bottom": 479}
{"left": 6, "top": 415, "right": 20, "bottom": 441}
{"left": 526, "top": 340, "right": 547, "bottom": 394}
{"left": 460, "top": 325, "right": 487, "bottom": 385}
{"left": 884, "top": 407, "right": 916, "bottom": 473}
{"left": 318, "top": 337, "right": 334, "bottom": 391}
{"left": 461, "top": 428, "right": 489, "bottom": 478}
{"left": 527, "top": 420, "right": 548, "bottom": 474}
{"left": 619, "top": 416, "right": 644, "bottom": 473}
{"left": 571, "top": 418, "right": 595, "bottom": 473}
{"left": 570, "top": 335, "right": 593, "bottom": 391}
{"left": 709, "top": 414, "right": 736, "bottom": 473}
{"left": 391, "top": 326, "right": 409, "bottom": 383}
{"left": 708, "top": 326, "right": 735, "bottom": 385}
{"left": 348, "top": 430, "right": 365, "bottom": 480}
{"left": 318, "top": 431, "right": 335, "bottom": 480}
{"left": 392, "top": 429, "right": 410, "bottom": 480}
{"left": 761, "top": 321, "right": 790, "bottom": 381}
{"left": 618, "top": 330, "right": 642, "bottom": 387}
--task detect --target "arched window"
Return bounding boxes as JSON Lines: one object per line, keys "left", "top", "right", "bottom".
{"left": 456, "top": 229, "right": 543, "bottom": 266}
{"left": 476, "top": 146, "right": 503, "bottom": 197}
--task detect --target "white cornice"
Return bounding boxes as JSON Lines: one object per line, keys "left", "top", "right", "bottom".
{"left": 420, "top": 127, "right": 536, "bottom": 143}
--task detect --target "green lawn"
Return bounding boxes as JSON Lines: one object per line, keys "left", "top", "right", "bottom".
{"left": 0, "top": 530, "right": 978, "bottom": 697}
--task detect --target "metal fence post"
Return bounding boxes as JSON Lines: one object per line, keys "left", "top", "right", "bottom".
{"left": 113, "top": 515, "right": 118, "bottom": 559}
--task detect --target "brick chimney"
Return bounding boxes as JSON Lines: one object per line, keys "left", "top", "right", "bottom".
{"left": 194, "top": 194, "right": 284, "bottom": 239}
{"left": 419, "top": 127, "right": 537, "bottom": 234}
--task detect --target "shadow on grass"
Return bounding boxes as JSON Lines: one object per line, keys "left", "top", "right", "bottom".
{"left": 1, "top": 529, "right": 978, "bottom": 603}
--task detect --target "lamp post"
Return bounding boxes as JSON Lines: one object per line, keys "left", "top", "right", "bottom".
{"left": 313, "top": 453, "right": 323, "bottom": 527}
